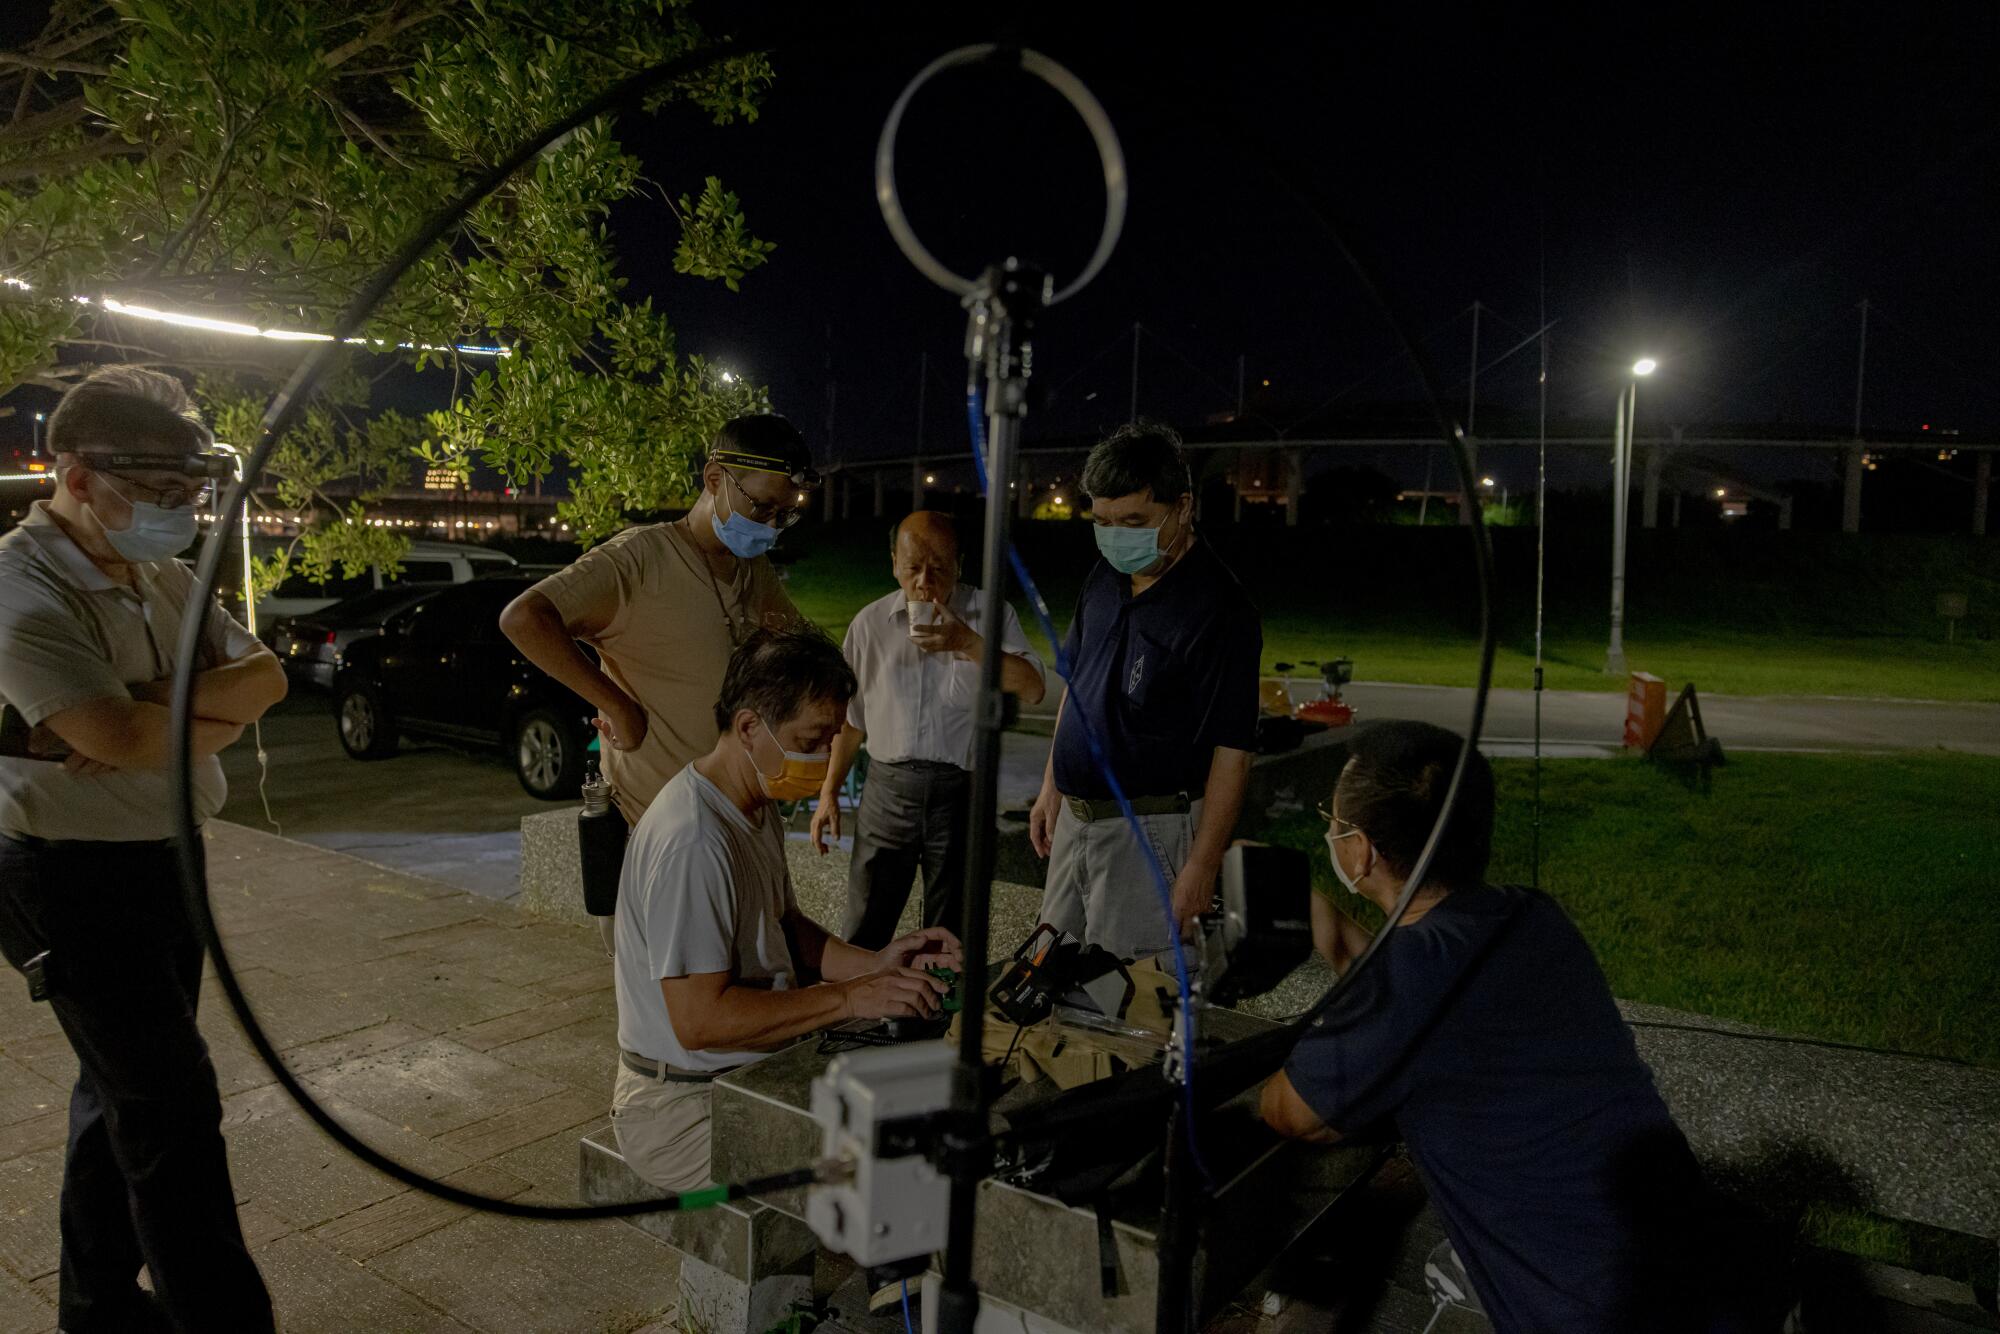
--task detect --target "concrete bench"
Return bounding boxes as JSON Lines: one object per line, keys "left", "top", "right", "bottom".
{"left": 578, "top": 1130, "right": 818, "bottom": 1334}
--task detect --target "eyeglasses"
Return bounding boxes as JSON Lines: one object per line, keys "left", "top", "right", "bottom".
{"left": 1315, "top": 801, "right": 1358, "bottom": 833}
{"left": 99, "top": 471, "right": 212, "bottom": 511}
{"left": 723, "top": 468, "right": 809, "bottom": 529}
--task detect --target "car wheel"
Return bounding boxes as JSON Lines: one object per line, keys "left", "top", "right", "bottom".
{"left": 335, "top": 683, "right": 400, "bottom": 759}
{"left": 514, "top": 707, "right": 585, "bottom": 800}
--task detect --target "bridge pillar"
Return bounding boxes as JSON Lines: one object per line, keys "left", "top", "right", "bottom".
{"left": 872, "top": 469, "right": 885, "bottom": 519}
{"left": 1842, "top": 445, "right": 1865, "bottom": 533}
{"left": 1284, "top": 449, "right": 1304, "bottom": 527}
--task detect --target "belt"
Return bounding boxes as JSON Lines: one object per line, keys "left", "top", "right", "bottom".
{"left": 871, "top": 757, "right": 968, "bottom": 777}
{"left": 619, "top": 1049, "right": 725, "bottom": 1083}
{"left": 1065, "top": 793, "right": 1189, "bottom": 823}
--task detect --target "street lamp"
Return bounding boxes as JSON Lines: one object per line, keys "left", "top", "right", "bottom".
{"left": 32, "top": 411, "right": 45, "bottom": 457}
{"left": 1605, "top": 357, "right": 1658, "bottom": 676}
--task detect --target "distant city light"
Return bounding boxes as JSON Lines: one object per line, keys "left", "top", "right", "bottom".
{"left": 1051, "top": 495, "right": 1064, "bottom": 505}
{"left": 720, "top": 371, "right": 737, "bottom": 384}
{"left": 1715, "top": 488, "right": 1727, "bottom": 498}
{"left": 924, "top": 474, "right": 936, "bottom": 484}
{"left": 1632, "top": 358, "right": 1658, "bottom": 376}
{"left": 1480, "top": 476, "right": 1496, "bottom": 488}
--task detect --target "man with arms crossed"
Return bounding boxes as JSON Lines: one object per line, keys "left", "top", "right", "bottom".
{"left": 809, "top": 511, "right": 1045, "bottom": 947}
{"left": 1029, "top": 422, "right": 1261, "bottom": 960}
{"left": 0, "top": 368, "right": 284, "bottom": 1332}
{"left": 614, "top": 628, "right": 960, "bottom": 1189}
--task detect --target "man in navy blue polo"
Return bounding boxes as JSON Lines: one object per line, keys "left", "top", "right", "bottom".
{"left": 1027, "top": 422, "right": 1261, "bottom": 961}
{"left": 1262, "top": 721, "right": 1788, "bottom": 1333}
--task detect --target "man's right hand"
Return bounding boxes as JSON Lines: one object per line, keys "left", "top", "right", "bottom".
{"left": 1028, "top": 783, "right": 1063, "bottom": 858}
{"left": 808, "top": 793, "right": 841, "bottom": 855}
{"left": 593, "top": 693, "right": 647, "bottom": 752}
{"left": 840, "top": 967, "right": 947, "bottom": 1020}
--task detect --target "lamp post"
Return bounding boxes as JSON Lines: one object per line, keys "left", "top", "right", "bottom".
{"left": 1605, "top": 358, "right": 1657, "bottom": 676}
{"left": 32, "top": 412, "right": 44, "bottom": 457}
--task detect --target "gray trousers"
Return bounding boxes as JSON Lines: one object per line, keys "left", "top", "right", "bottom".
{"left": 842, "top": 758, "right": 970, "bottom": 949}
{"left": 1038, "top": 798, "right": 1200, "bottom": 963}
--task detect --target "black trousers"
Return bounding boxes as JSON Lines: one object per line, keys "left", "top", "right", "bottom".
{"left": 0, "top": 834, "right": 273, "bottom": 1334}
{"left": 840, "top": 759, "right": 970, "bottom": 949}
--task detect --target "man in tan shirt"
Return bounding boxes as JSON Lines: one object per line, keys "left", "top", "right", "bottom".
{"left": 500, "top": 416, "right": 818, "bottom": 823}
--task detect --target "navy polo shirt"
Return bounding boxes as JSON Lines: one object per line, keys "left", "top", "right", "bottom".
{"left": 1051, "top": 541, "right": 1261, "bottom": 800}
{"left": 1286, "top": 886, "right": 1775, "bottom": 1333}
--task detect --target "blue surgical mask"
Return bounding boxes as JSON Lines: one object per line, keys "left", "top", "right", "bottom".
{"left": 95, "top": 479, "right": 198, "bottom": 562}
{"left": 1092, "top": 508, "right": 1182, "bottom": 576}
{"left": 712, "top": 509, "right": 779, "bottom": 559}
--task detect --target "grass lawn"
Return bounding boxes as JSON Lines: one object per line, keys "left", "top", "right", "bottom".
{"left": 779, "top": 526, "right": 2000, "bottom": 701}
{"left": 1255, "top": 751, "right": 2000, "bottom": 1068}
{"left": 1259, "top": 622, "right": 2000, "bottom": 700}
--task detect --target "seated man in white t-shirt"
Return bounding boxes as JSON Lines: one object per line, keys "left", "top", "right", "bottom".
{"left": 612, "top": 626, "right": 962, "bottom": 1191}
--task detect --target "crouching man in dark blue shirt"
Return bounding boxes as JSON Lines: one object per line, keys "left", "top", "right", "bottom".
{"left": 1261, "top": 721, "right": 1787, "bottom": 1334}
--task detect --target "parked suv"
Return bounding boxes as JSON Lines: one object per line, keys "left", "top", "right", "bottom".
{"left": 256, "top": 539, "right": 519, "bottom": 623}
{"left": 269, "top": 586, "right": 438, "bottom": 690}
{"left": 330, "top": 578, "right": 594, "bottom": 799}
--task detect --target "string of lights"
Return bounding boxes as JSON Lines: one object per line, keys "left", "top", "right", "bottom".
{"left": 1, "top": 273, "right": 511, "bottom": 357}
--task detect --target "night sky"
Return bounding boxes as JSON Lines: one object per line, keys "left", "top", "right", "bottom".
{"left": 637, "top": 2, "right": 1998, "bottom": 484}
{"left": 5, "top": 3, "right": 1996, "bottom": 499}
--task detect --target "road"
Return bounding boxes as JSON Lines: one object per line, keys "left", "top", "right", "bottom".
{"left": 1328, "top": 682, "right": 2000, "bottom": 757}
{"left": 218, "top": 693, "right": 1054, "bottom": 902}
{"left": 225, "top": 681, "right": 2000, "bottom": 904}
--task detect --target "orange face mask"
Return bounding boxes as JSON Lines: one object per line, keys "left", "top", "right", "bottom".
{"left": 749, "top": 717, "right": 829, "bottom": 801}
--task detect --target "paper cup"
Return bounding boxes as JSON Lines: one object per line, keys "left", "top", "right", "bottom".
{"left": 907, "top": 600, "right": 939, "bottom": 636}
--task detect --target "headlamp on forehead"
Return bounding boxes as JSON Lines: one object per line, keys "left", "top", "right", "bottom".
{"left": 79, "top": 448, "right": 237, "bottom": 481}
{"left": 713, "top": 448, "right": 821, "bottom": 490}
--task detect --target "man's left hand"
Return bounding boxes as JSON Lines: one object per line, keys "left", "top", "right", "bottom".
{"left": 874, "top": 924, "right": 964, "bottom": 974}
{"left": 909, "top": 600, "right": 978, "bottom": 658}
{"left": 1169, "top": 854, "right": 1221, "bottom": 939}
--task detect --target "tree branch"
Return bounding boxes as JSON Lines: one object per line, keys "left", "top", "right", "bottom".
{"left": 0, "top": 95, "right": 89, "bottom": 142}
{"left": 0, "top": 54, "right": 110, "bottom": 78}
{"left": 321, "top": 5, "right": 449, "bottom": 71}
{"left": 0, "top": 137, "right": 143, "bottom": 182}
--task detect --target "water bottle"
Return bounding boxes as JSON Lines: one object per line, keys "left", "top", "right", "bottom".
{"left": 578, "top": 761, "right": 626, "bottom": 917}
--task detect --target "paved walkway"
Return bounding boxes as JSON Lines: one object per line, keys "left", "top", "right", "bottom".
{"left": 0, "top": 822, "right": 677, "bottom": 1334}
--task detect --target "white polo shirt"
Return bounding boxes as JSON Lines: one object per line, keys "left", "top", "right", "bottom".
{"left": 841, "top": 584, "right": 1043, "bottom": 769}
{"left": 0, "top": 502, "right": 258, "bottom": 841}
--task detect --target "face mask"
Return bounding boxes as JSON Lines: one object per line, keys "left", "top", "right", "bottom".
{"left": 710, "top": 479, "right": 782, "bottom": 559}
{"left": 1325, "top": 826, "right": 1366, "bottom": 895}
{"left": 1092, "top": 506, "right": 1182, "bottom": 576}
{"left": 94, "top": 479, "right": 198, "bottom": 562}
{"left": 748, "top": 717, "right": 828, "bottom": 801}
{"left": 713, "top": 510, "right": 780, "bottom": 559}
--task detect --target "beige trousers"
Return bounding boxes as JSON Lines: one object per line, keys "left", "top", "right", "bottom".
{"left": 610, "top": 1063, "right": 713, "bottom": 1192}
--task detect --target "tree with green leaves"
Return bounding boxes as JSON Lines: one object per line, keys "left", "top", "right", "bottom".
{"left": 0, "top": 0, "right": 780, "bottom": 589}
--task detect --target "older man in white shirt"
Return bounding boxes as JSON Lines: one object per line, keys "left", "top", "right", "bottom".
{"left": 809, "top": 512, "right": 1045, "bottom": 947}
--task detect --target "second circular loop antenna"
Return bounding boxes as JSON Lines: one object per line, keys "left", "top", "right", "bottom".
{"left": 875, "top": 44, "right": 1128, "bottom": 304}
